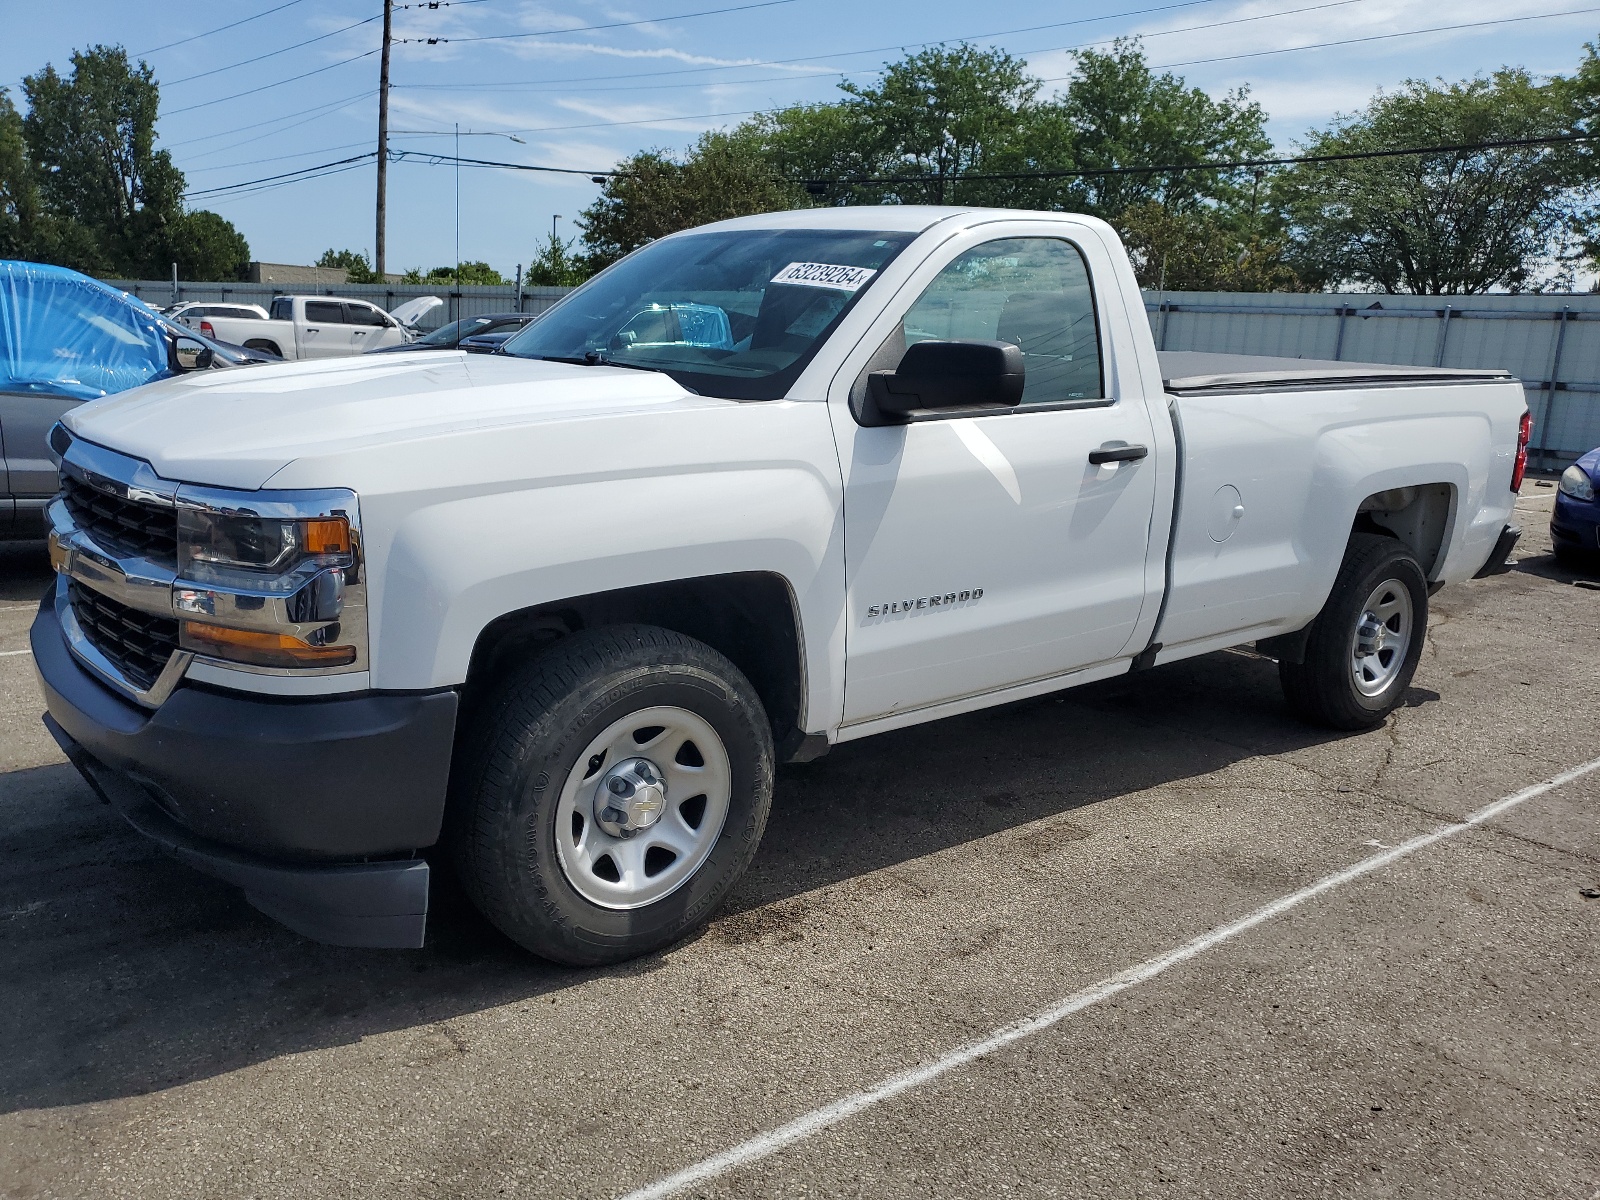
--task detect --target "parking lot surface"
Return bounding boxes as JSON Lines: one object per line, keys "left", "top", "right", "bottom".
{"left": 2, "top": 481, "right": 1597, "bottom": 1200}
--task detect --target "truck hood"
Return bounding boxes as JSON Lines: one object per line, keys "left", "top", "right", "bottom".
{"left": 62, "top": 351, "right": 711, "bottom": 489}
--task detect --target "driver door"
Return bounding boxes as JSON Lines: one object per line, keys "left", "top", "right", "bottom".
{"left": 830, "top": 225, "right": 1161, "bottom": 727}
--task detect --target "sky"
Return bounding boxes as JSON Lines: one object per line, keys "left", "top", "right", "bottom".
{"left": 1, "top": 0, "right": 1597, "bottom": 278}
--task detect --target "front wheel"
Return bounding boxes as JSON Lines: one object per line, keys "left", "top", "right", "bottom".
{"left": 450, "top": 625, "right": 773, "bottom": 965}
{"left": 1279, "top": 533, "right": 1428, "bottom": 730}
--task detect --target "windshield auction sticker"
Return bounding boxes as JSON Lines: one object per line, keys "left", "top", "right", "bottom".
{"left": 770, "top": 262, "right": 878, "bottom": 291}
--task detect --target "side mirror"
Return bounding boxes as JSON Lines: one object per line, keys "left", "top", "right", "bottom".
{"left": 171, "top": 335, "right": 214, "bottom": 373}
{"left": 861, "top": 339, "right": 1024, "bottom": 426}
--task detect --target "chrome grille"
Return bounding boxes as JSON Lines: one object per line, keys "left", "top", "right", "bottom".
{"left": 67, "top": 580, "right": 180, "bottom": 691}
{"left": 60, "top": 474, "right": 178, "bottom": 567}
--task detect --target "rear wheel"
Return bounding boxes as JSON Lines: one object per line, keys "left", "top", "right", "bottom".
{"left": 450, "top": 625, "right": 773, "bottom": 965}
{"left": 243, "top": 339, "right": 282, "bottom": 358}
{"left": 1279, "top": 533, "right": 1428, "bottom": 730}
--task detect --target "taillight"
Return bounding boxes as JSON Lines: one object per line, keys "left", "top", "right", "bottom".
{"left": 1511, "top": 410, "right": 1532, "bottom": 491}
{"left": 200, "top": 320, "right": 215, "bottom": 337}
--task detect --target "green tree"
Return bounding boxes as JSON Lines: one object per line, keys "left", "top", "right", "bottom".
{"left": 832, "top": 45, "right": 1044, "bottom": 205}
{"left": 579, "top": 127, "right": 806, "bottom": 268}
{"left": 0, "top": 88, "right": 43, "bottom": 258}
{"left": 316, "top": 247, "right": 378, "bottom": 283}
{"left": 1115, "top": 200, "right": 1299, "bottom": 291}
{"left": 172, "top": 210, "right": 249, "bottom": 281}
{"left": 398, "top": 262, "right": 508, "bottom": 285}
{"left": 524, "top": 233, "right": 591, "bottom": 286}
{"left": 419, "top": 260, "right": 506, "bottom": 285}
{"left": 1048, "top": 41, "right": 1271, "bottom": 220}
{"left": 1277, "top": 68, "right": 1585, "bottom": 293}
{"left": 21, "top": 45, "right": 187, "bottom": 276}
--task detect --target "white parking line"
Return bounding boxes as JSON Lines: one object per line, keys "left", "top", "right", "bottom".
{"left": 0, "top": 649, "right": 31, "bottom": 658}
{"left": 620, "top": 754, "right": 1600, "bottom": 1200}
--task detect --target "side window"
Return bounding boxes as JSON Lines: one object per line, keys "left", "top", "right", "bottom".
{"left": 901, "top": 237, "right": 1103, "bottom": 405}
{"left": 270, "top": 298, "right": 293, "bottom": 321}
{"left": 305, "top": 301, "right": 345, "bottom": 324}
{"left": 345, "top": 303, "right": 386, "bottom": 327}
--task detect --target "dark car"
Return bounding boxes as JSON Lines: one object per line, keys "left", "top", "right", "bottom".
{"left": 367, "top": 312, "right": 535, "bottom": 353}
{"left": 1552, "top": 446, "right": 1600, "bottom": 565}
{"left": 1, "top": 260, "right": 268, "bottom": 540}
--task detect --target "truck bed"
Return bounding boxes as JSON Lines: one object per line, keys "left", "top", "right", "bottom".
{"left": 1159, "top": 351, "right": 1513, "bottom": 395}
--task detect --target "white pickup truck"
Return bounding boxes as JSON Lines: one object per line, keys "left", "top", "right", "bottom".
{"left": 33, "top": 207, "right": 1528, "bottom": 963}
{"left": 194, "top": 294, "right": 433, "bottom": 359}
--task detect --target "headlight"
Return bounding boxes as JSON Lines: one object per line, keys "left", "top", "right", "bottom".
{"left": 172, "top": 489, "right": 366, "bottom": 672}
{"left": 179, "top": 509, "right": 353, "bottom": 580}
{"left": 1559, "top": 464, "right": 1596, "bottom": 502}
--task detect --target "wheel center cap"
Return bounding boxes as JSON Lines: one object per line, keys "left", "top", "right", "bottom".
{"left": 1356, "top": 614, "right": 1387, "bottom": 656}
{"left": 594, "top": 757, "right": 667, "bottom": 838}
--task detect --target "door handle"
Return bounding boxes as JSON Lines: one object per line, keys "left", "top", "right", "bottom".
{"left": 1089, "top": 443, "right": 1149, "bottom": 465}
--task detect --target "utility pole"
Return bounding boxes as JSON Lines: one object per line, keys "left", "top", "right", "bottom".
{"left": 375, "top": 0, "right": 393, "bottom": 279}
{"left": 552, "top": 214, "right": 561, "bottom": 242}
{"left": 454, "top": 121, "right": 461, "bottom": 304}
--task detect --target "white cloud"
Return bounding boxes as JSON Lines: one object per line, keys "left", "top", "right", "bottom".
{"left": 1024, "top": 0, "right": 1596, "bottom": 87}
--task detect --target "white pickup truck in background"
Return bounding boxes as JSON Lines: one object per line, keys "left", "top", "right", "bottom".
{"left": 34, "top": 206, "right": 1528, "bottom": 965}
{"left": 194, "top": 294, "right": 438, "bottom": 359}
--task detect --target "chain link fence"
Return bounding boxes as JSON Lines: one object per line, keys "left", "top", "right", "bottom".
{"left": 106, "top": 279, "right": 575, "bottom": 331}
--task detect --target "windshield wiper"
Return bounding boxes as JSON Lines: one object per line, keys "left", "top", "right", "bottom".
{"left": 522, "top": 351, "right": 667, "bottom": 375}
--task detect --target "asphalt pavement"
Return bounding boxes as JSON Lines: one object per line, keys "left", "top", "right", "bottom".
{"left": 1, "top": 481, "right": 1597, "bottom": 1199}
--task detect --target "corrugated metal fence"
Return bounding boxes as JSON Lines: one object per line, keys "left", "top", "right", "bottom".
{"left": 106, "top": 279, "right": 573, "bottom": 331}
{"left": 105, "top": 279, "right": 1600, "bottom": 467}
{"left": 1143, "top": 290, "right": 1600, "bottom": 468}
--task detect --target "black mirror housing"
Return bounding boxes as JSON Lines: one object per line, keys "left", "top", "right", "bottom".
{"left": 861, "top": 339, "right": 1024, "bottom": 426}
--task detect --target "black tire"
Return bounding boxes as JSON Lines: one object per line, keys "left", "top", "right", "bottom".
{"left": 449, "top": 624, "right": 773, "bottom": 965}
{"left": 244, "top": 339, "right": 282, "bottom": 358}
{"left": 1279, "top": 533, "right": 1428, "bottom": 730}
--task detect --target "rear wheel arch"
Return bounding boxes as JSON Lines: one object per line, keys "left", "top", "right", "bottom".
{"left": 1354, "top": 482, "right": 1456, "bottom": 577}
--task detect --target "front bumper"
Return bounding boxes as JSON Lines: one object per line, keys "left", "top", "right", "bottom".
{"left": 31, "top": 594, "right": 458, "bottom": 948}
{"left": 1552, "top": 491, "right": 1600, "bottom": 551}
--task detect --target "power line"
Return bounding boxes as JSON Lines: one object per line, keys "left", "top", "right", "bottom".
{"left": 394, "top": 0, "right": 1238, "bottom": 90}
{"left": 1137, "top": 4, "right": 1600, "bottom": 71}
{"left": 181, "top": 131, "right": 1600, "bottom": 203}
{"left": 163, "top": 48, "right": 380, "bottom": 115}
{"left": 377, "top": 3, "right": 1600, "bottom": 148}
{"left": 391, "top": 150, "right": 619, "bottom": 175}
{"left": 399, "top": 109, "right": 762, "bottom": 136}
{"left": 185, "top": 152, "right": 379, "bottom": 199}
{"left": 165, "top": 14, "right": 382, "bottom": 87}
{"left": 399, "top": 0, "right": 1373, "bottom": 98}
{"left": 185, "top": 140, "right": 378, "bottom": 176}
{"left": 163, "top": 89, "right": 372, "bottom": 149}
{"left": 805, "top": 132, "right": 1600, "bottom": 187}
{"left": 135, "top": 0, "right": 309, "bottom": 56}
{"left": 402, "top": 0, "right": 797, "bottom": 45}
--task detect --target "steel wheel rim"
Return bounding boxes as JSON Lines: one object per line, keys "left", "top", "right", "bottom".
{"left": 1350, "top": 578, "right": 1413, "bottom": 697}
{"left": 554, "top": 705, "right": 732, "bottom": 910}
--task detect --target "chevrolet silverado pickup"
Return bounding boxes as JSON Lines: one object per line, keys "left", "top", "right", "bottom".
{"left": 32, "top": 207, "right": 1528, "bottom": 963}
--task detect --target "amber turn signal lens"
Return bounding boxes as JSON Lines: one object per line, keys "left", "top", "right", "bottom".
{"left": 302, "top": 517, "right": 352, "bottom": 557}
{"left": 181, "top": 621, "right": 356, "bottom": 669}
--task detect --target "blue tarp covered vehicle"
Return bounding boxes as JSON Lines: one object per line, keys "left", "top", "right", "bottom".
{"left": 0, "top": 261, "right": 172, "bottom": 402}
{"left": 0, "top": 261, "right": 268, "bottom": 538}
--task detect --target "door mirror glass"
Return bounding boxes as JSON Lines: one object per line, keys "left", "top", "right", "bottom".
{"left": 172, "top": 336, "right": 213, "bottom": 372}
{"left": 861, "top": 339, "right": 1024, "bottom": 426}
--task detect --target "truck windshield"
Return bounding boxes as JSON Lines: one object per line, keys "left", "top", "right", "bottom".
{"left": 500, "top": 228, "right": 915, "bottom": 400}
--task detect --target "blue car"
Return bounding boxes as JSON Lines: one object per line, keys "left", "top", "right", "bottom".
{"left": 1552, "top": 446, "right": 1600, "bottom": 564}
{"left": 0, "top": 261, "right": 270, "bottom": 539}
